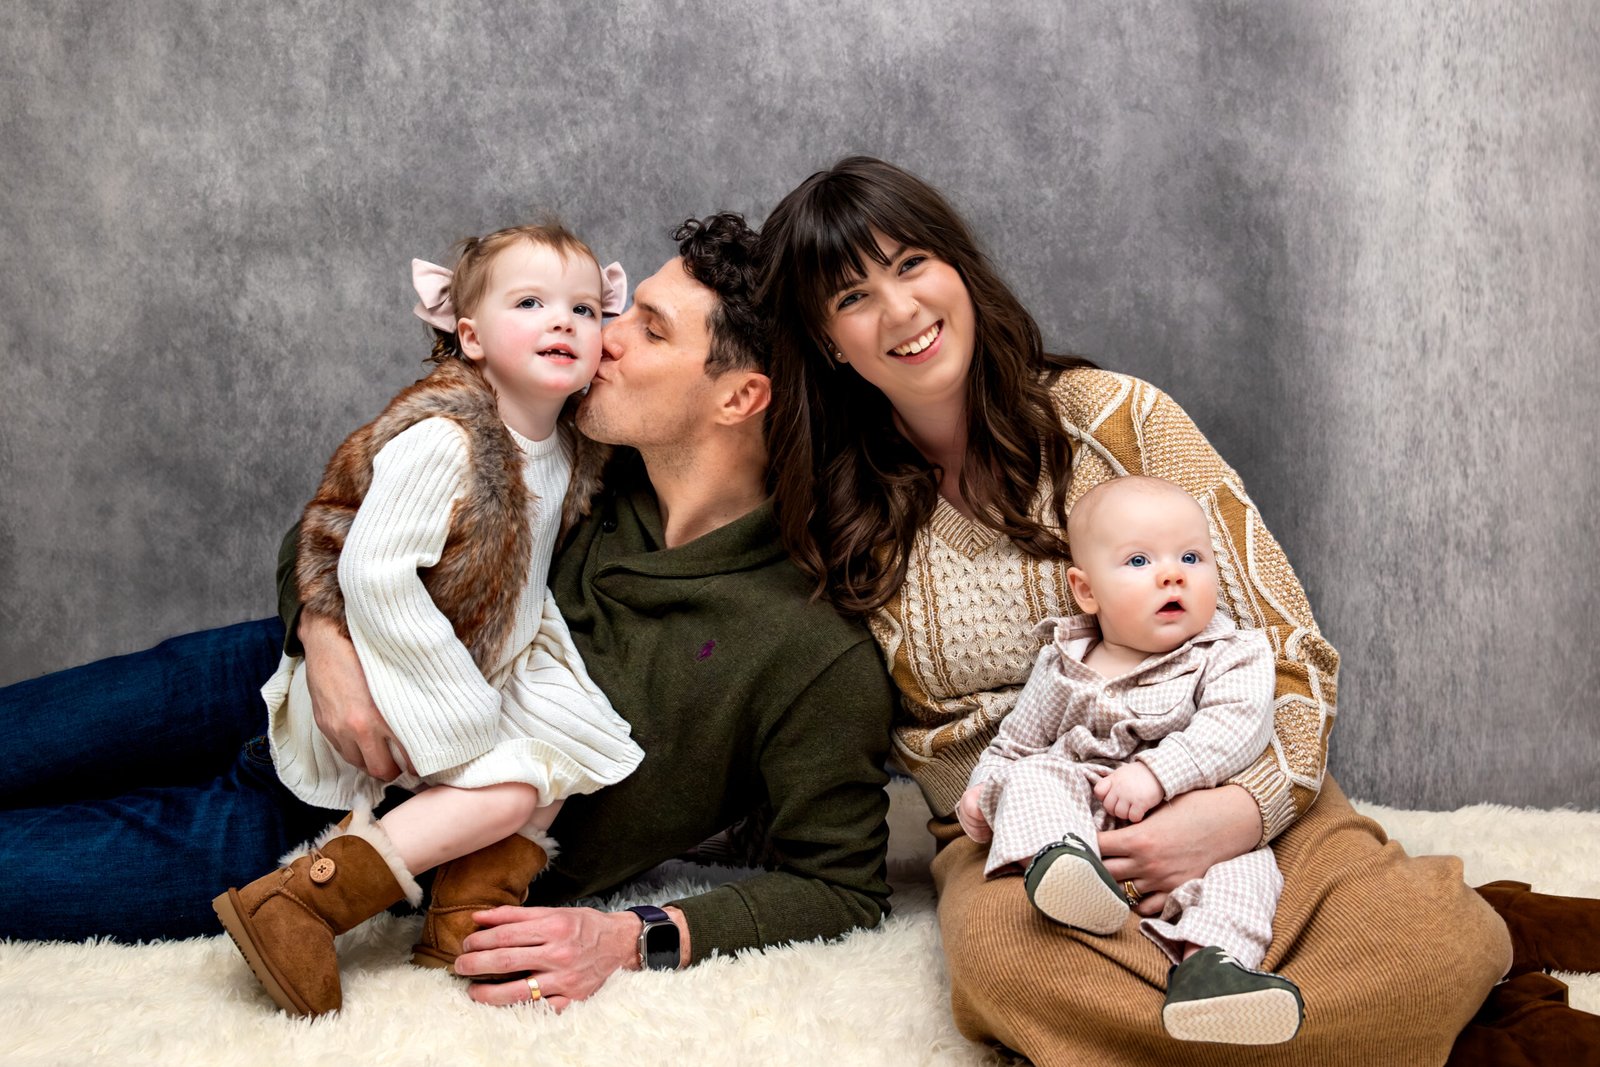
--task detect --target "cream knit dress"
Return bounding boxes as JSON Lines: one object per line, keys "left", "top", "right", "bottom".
{"left": 264, "top": 416, "right": 644, "bottom": 810}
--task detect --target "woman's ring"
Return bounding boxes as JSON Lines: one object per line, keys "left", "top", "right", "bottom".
{"left": 1123, "top": 880, "right": 1142, "bottom": 905}
{"left": 526, "top": 976, "right": 543, "bottom": 1002}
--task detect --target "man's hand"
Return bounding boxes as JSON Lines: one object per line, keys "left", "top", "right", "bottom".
{"left": 457, "top": 905, "right": 690, "bottom": 1011}
{"left": 299, "top": 611, "right": 413, "bottom": 780}
{"left": 955, "top": 785, "right": 992, "bottom": 843}
{"left": 1096, "top": 784, "right": 1262, "bottom": 917}
{"left": 1093, "top": 761, "right": 1164, "bottom": 823}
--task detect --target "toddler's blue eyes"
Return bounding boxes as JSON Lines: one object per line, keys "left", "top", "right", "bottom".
{"left": 1182, "top": 552, "right": 1200, "bottom": 565}
{"left": 1128, "top": 554, "right": 1149, "bottom": 567}
{"left": 516, "top": 297, "right": 595, "bottom": 317}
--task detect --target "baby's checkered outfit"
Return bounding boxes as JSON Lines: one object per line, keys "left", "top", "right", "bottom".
{"left": 971, "top": 611, "right": 1282, "bottom": 966}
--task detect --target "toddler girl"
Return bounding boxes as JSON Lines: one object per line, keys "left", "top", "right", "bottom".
{"left": 213, "top": 222, "right": 644, "bottom": 1017}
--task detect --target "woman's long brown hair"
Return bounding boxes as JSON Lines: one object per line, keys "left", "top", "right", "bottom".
{"left": 759, "top": 157, "right": 1094, "bottom": 616}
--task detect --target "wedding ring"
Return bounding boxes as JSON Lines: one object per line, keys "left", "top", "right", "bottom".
{"left": 526, "top": 976, "right": 543, "bottom": 1002}
{"left": 1123, "top": 880, "right": 1142, "bottom": 905}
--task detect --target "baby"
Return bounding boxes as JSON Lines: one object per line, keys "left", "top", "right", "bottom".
{"left": 214, "top": 222, "right": 643, "bottom": 1017}
{"left": 957, "top": 475, "right": 1304, "bottom": 1045}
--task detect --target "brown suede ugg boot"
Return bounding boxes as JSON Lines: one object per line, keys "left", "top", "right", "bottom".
{"left": 411, "top": 830, "right": 554, "bottom": 975}
{"left": 213, "top": 810, "right": 423, "bottom": 1017}
{"left": 1475, "top": 880, "right": 1600, "bottom": 977}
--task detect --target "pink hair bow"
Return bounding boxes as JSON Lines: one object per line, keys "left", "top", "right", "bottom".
{"left": 599, "top": 261, "right": 628, "bottom": 315}
{"left": 412, "top": 258, "right": 457, "bottom": 331}
{"left": 410, "top": 257, "right": 628, "bottom": 332}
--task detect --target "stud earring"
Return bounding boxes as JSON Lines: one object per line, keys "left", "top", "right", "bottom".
{"left": 826, "top": 340, "right": 847, "bottom": 364}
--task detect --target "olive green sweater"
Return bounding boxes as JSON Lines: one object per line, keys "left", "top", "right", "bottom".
{"left": 279, "top": 457, "right": 894, "bottom": 962}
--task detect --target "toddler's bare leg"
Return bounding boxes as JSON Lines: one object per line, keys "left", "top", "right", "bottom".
{"left": 378, "top": 782, "right": 544, "bottom": 874}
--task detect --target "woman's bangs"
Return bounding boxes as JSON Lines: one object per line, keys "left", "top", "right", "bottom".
{"left": 795, "top": 206, "right": 869, "bottom": 325}
{"left": 799, "top": 184, "right": 927, "bottom": 325}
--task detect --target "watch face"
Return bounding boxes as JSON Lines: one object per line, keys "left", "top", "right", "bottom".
{"left": 643, "top": 921, "right": 680, "bottom": 971}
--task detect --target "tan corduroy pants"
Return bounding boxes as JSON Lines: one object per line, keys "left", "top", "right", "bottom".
{"left": 932, "top": 776, "right": 1511, "bottom": 1066}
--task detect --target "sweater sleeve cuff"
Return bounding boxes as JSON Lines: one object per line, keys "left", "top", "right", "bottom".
{"left": 907, "top": 725, "right": 998, "bottom": 818}
{"left": 276, "top": 523, "right": 306, "bottom": 656}
{"left": 281, "top": 604, "right": 306, "bottom": 658}
{"left": 1229, "top": 754, "right": 1298, "bottom": 845}
{"left": 667, "top": 887, "right": 760, "bottom": 965}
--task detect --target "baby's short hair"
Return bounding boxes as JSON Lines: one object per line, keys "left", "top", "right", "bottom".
{"left": 1066, "top": 476, "right": 1204, "bottom": 556}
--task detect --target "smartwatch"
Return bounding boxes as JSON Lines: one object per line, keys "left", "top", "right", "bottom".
{"left": 627, "top": 904, "right": 680, "bottom": 971}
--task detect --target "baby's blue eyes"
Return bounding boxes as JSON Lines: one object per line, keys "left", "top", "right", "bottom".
{"left": 574, "top": 304, "right": 596, "bottom": 318}
{"left": 518, "top": 297, "right": 543, "bottom": 309}
{"left": 1125, "top": 552, "right": 1203, "bottom": 567}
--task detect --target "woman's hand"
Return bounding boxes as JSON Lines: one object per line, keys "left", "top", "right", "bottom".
{"left": 1096, "top": 783, "right": 1262, "bottom": 917}
{"left": 299, "top": 611, "right": 414, "bottom": 780}
{"left": 457, "top": 905, "right": 691, "bottom": 1011}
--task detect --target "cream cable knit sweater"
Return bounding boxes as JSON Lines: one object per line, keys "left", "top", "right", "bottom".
{"left": 874, "top": 369, "right": 1338, "bottom": 842}
{"left": 266, "top": 417, "right": 642, "bottom": 810}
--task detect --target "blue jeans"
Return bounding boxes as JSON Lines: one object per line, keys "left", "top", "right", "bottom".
{"left": 0, "top": 619, "right": 339, "bottom": 941}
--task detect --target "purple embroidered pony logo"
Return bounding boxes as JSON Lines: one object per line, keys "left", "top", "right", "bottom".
{"left": 695, "top": 640, "right": 716, "bottom": 662}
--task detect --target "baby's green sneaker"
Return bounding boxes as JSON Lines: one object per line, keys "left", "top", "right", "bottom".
{"left": 1021, "top": 833, "right": 1128, "bottom": 934}
{"left": 1162, "top": 946, "right": 1305, "bottom": 1045}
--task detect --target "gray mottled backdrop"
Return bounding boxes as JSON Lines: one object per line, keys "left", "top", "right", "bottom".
{"left": 2, "top": 2, "right": 1595, "bottom": 810}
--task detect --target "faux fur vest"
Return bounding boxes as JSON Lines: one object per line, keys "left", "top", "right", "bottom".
{"left": 296, "top": 357, "right": 605, "bottom": 674}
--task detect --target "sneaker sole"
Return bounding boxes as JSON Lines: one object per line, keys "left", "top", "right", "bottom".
{"left": 1028, "top": 854, "right": 1129, "bottom": 934}
{"left": 212, "top": 889, "right": 317, "bottom": 1017}
{"left": 1163, "top": 986, "right": 1303, "bottom": 1044}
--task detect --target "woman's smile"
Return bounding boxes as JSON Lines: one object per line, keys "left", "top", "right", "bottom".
{"left": 890, "top": 320, "right": 943, "bottom": 361}
{"left": 824, "top": 236, "right": 975, "bottom": 415}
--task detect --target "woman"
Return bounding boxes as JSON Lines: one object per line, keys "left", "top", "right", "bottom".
{"left": 757, "top": 156, "right": 1591, "bottom": 1065}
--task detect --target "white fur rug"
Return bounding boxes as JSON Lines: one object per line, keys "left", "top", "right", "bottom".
{"left": 2, "top": 782, "right": 1596, "bottom": 1067}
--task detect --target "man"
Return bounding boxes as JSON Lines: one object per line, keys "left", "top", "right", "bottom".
{"left": 289, "top": 213, "right": 894, "bottom": 1008}
{"left": 0, "top": 215, "right": 896, "bottom": 1012}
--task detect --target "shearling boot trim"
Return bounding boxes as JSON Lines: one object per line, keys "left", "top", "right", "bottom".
{"left": 342, "top": 807, "right": 424, "bottom": 908}
{"left": 277, "top": 809, "right": 359, "bottom": 867}
{"left": 514, "top": 825, "right": 560, "bottom": 863}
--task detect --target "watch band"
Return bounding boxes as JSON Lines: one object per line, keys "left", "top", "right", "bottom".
{"left": 626, "top": 904, "right": 680, "bottom": 971}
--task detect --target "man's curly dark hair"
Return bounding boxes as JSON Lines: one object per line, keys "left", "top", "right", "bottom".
{"left": 674, "top": 213, "right": 769, "bottom": 376}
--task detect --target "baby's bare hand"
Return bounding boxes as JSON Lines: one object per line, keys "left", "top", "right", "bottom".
{"left": 956, "top": 785, "right": 992, "bottom": 843}
{"left": 1093, "top": 762, "right": 1164, "bottom": 823}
